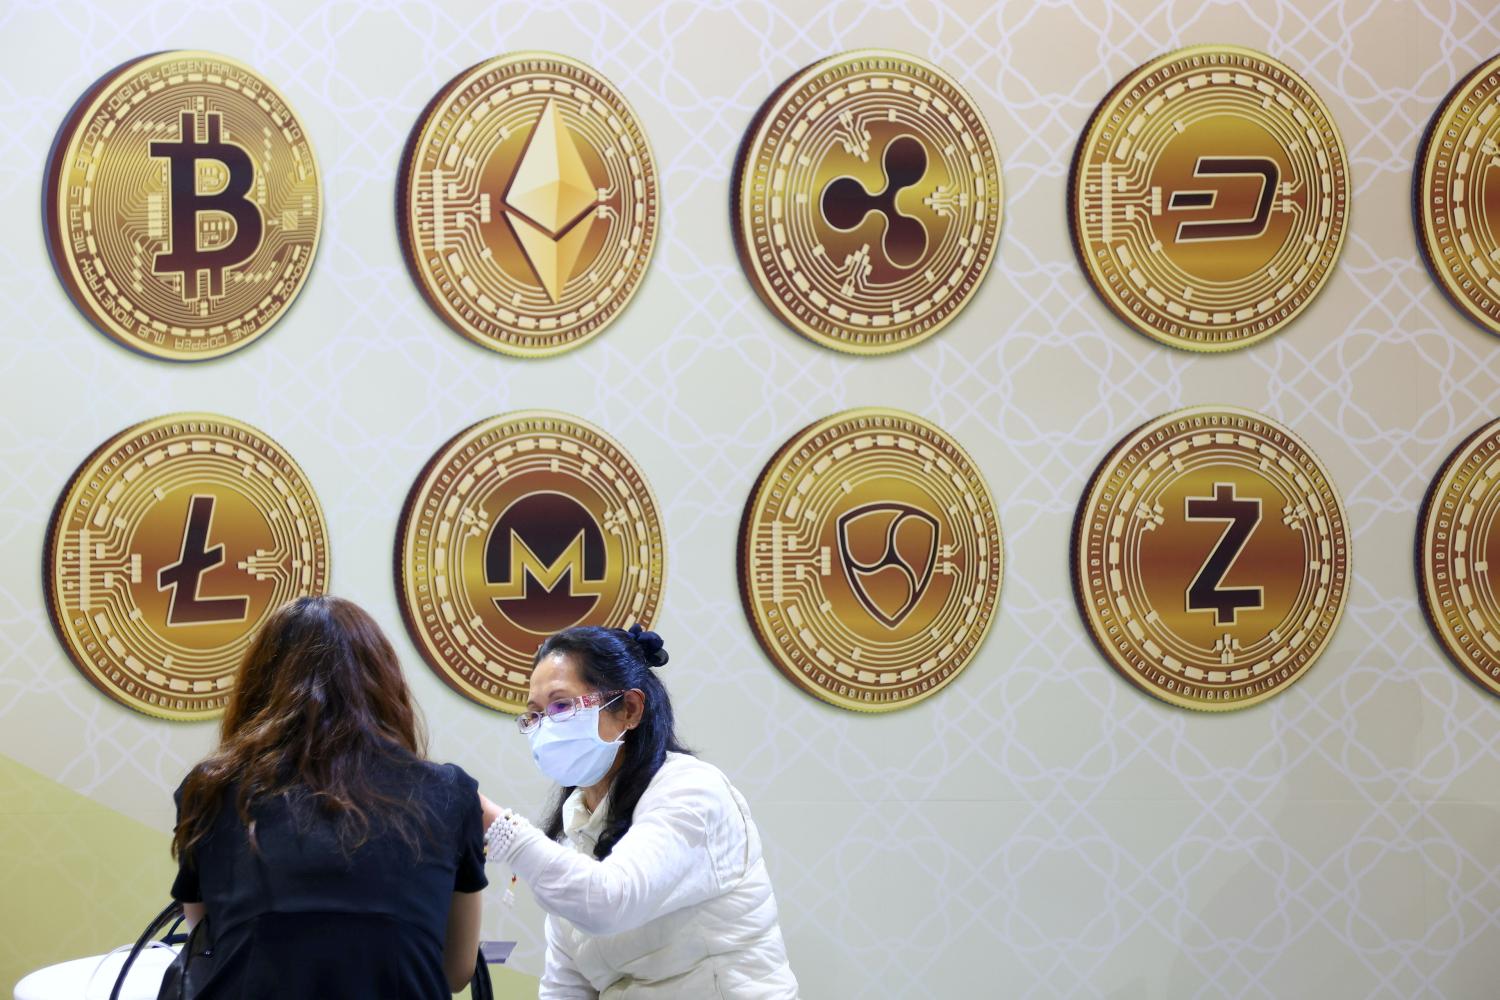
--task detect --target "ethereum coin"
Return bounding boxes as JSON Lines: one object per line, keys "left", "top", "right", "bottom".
{"left": 1073, "top": 406, "right": 1350, "bottom": 710}
{"left": 1070, "top": 46, "right": 1349, "bottom": 351}
{"left": 45, "top": 52, "right": 321, "bottom": 360}
{"left": 398, "top": 53, "right": 659, "bottom": 357}
{"left": 738, "top": 409, "right": 1003, "bottom": 711}
{"left": 396, "top": 411, "right": 666, "bottom": 712}
{"left": 1416, "top": 54, "right": 1500, "bottom": 337}
{"left": 733, "top": 50, "right": 1003, "bottom": 354}
{"left": 45, "top": 414, "right": 331, "bottom": 720}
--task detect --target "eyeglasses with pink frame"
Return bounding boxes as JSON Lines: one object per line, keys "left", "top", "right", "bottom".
{"left": 516, "top": 690, "right": 627, "bottom": 734}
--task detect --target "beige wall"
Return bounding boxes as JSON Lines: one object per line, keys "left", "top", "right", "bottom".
{"left": 3, "top": 0, "right": 1499, "bottom": 996}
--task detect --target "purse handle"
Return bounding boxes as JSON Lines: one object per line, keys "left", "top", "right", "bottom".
{"left": 470, "top": 945, "right": 494, "bottom": 1000}
{"left": 108, "top": 901, "right": 184, "bottom": 1000}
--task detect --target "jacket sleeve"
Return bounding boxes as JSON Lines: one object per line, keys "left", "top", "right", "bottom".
{"left": 502, "top": 770, "right": 737, "bottom": 938}
{"left": 538, "top": 914, "right": 599, "bottom": 1000}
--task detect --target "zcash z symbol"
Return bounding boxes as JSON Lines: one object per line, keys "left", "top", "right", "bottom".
{"left": 836, "top": 502, "right": 938, "bottom": 628}
{"left": 821, "top": 136, "right": 929, "bottom": 267}
{"left": 1169, "top": 157, "right": 1279, "bottom": 243}
{"left": 1184, "top": 483, "right": 1263, "bottom": 625}
{"left": 150, "top": 110, "right": 263, "bottom": 299}
{"left": 157, "top": 494, "right": 249, "bottom": 626}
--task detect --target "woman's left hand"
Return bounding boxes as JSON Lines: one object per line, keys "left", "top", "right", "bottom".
{"left": 478, "top": 790, "right": 504, "bottom": 828}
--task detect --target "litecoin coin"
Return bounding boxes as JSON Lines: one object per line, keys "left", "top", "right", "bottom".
{"left": 398, "top": 53, "right": 659, "bottom": 357}
{"left": 1073, "top": 406, "right": 1349, "bottom": 710}
{"left": 1418, "top": 418, "right": 1500, "bottom": 696}
{"left": 733, "top": 50, "right": 1002, "bottom": 354}
{"left": 1070, "top": 46, "right": 1349, "bottom": 351}
{"left": 45, "top": 52, "right": 321, "bottom": 361}
{"left": 397, "top": 411, "right": 666, "bottom": 712}
{"left": 738, "top": 409, "right": 1002, "bottom": 711}
{"left": 45, "top": 414, "right": 331, "bottom": 720}
{"left": 1416, "top": 55, "right": 1500, "bottom": 337}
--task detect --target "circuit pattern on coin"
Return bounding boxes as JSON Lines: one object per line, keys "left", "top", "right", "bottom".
{"left": 1419, "top": 417, "right": 1500, "bottom": 697}
{"left": 399, "top": 53, "right": 658, "bottom": 357}
{"left": 738, "top": 408, "right": 1002, "bottom": 711}
{"left": 45, "top": 414, "right": 330, "bottom": 720}
{"left": 45, "top": 51, "right": 320, "bottom": 360}
{"left": 1073, "top": 406, "right": 1349, "bottom": 710}
{"left": 1416, "top": 54, "right": 1500, "bottom": 337}
{"left": 733, "top": 50, "right": 1002, "bottom": 354}
{"left": 1070, "top": 45, "right": 1349, "bottom": 351}
{"left": 397, "top": 411, "right": 665, "bottom": 712}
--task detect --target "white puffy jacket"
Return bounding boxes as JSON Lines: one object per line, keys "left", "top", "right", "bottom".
{"left": 499, "top": 753, "right": 799, "bottom": 998}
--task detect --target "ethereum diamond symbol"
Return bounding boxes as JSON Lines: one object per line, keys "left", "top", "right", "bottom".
{"left": 503, "top": 98, "right": 601, "bottom": 302}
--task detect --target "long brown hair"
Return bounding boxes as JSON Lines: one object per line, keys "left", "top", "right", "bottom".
{"left": 172, "top": 595, "right": 429, "bottom": 863}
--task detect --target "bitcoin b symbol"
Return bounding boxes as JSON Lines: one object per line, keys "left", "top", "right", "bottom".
{"left": 1184, "top": 483, "right": 1264, "bottom": 626}
{"left": 150, "top": 110, "right": 264, "bottom": 299}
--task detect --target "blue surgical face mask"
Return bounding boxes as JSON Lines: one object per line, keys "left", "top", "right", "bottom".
{"left": 527, "top": 701, "right": 624, "bottom": 787}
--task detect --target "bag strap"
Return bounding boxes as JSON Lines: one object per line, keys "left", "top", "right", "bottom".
{"left": 469, "top": 945, "right": 493, "bottom": 1000}
{"left": 110, "top": 901, "right": 184, "bottom": 1000}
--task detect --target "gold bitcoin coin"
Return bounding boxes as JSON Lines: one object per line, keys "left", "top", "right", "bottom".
{"left": 398, "top": 54, "right": 658, "bottom": 357}
{"left": 397, "top": 411, "right": 665, "bottom": 712}
{"left": 45, "top": 52, "right": 320, "bottom": 361}
{"left": 1070, "top": 46, "right": 1349, "bottom": 351}
{"left": 45, "top": 414, "right": 331, "bottom": 720}
{"left": 738, "top": 409, "right": 1002, "bottom": 711}
{"left": 733, "top": 51, "right": 1002, "bottom": 354}
{"left": 1418, "top": 417, "right": 1500, "bottom": 696}
{"left": 1073, "top": 406, "right": 1349, "bottom": 710}
{"left": 1416, "top": 55, "right": 1500, "bottom": 337}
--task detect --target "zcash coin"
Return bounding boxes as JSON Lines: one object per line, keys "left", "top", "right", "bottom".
{"left": 398, "top": 54, "right": 658, "bottom": 357}
{"left": 1415, "top": 54, "right": 1500, "bottom": 337}
{"left": 45, "top": 414, "right": 331, "bottom": 720}
{"left": 738, "top": 409, "right": 1002, "bottom": 711}
{"left": 1418, "top": 417, "right": 1500, "bottom": 696}
{"left": 733, "top": 51, "right": 1002, "bottom": 354}
{"left": 45, "top": 52, "right": 320, "bottom": 360}
{"left": 1070, "top": 46, "right": 1349, "bottom": 351}
{"left": 397, "top": 411, "right": 665, "bottom": 712}
{"left": 1073, "top": 406, "right": 1349, "bottom": 710}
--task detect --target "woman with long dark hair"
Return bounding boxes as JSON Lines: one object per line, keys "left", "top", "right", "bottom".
{"left": 170, "top": 595, "right": 487, "bottom": 997}
{"left": 480, "top": 624, "right": 799, "bottom": 998}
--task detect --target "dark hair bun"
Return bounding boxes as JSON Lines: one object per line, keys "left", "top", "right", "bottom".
{"left": 625, "top": 622, "right": 669, "bottom": 668}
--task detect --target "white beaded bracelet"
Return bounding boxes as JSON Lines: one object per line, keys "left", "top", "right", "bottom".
{"left": 484, "top": 809, "right": 522, "bottom": 862}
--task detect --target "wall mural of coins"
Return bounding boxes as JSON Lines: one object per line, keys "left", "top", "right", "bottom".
{"left": 733, "top": 50, "right": 1002, "bottom": 354}
{"left": 738, "top": 408, "right": 1003, "bottom": 711}
{"left": 1418, "top": 417, "right": 1500, "bottom": 696}
{"left": 1073, "top": 406, "right": 1350, "bottom": 710}
{"left": 1415, "top": 53, "right": 1500, "bottom": 338}
{"left": 44, "top": 51, "right": 321, "bottom": 361}
{"left": 398, "top": 53, "right": 659, "bottom": 357}
{"left": 44, "top": 414, "right": 331, "bottom": 720}
{"left": 396, "top": 411, "right": 666, "bottom": 712}
{"left": 1070, "top": 45, "right": 1349, "bottom": 352}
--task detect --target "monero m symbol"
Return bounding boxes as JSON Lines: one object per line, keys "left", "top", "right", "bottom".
{"left": 1184, "top": 483, "right": 1263, "bottom": 626}
{"left": 484, "top": 492, "right": 607, "bottom": 633}
{"left": 157, "top": 494, "right": 250, "bottom": 626}
{"left": 1168, "top": 156, "right": 1279, "bottom": 243}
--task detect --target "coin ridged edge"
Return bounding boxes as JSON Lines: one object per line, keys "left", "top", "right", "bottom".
{"left": 1416, "top": 415, "right": 1500, "bottom": 697}
{"left": 394, "top": 409, "right": 667, "bottom": 713}
{"left": 43, "top": 412, "right": 332, "bottom": 722}
{"left": 1068, "top": 44, "right": 1350, "bottom": 354}
{"left": 736, "top": 406, "right": 1004, "bottom": 713}
{"left": 1413, "top": 53, "right": 1500, "bottom": 339}
{"left": 1070, "top": 404, "right": 1351, "bottom": 712}
{"left": 731, "top": 49, "right": 1003, "bottom": 357}
{"left": 397, "top": 52, "right": 660, "bottom": 359}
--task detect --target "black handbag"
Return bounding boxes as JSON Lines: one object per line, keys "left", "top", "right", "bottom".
{"left": 155, "top": 909, "right": 213, "bottom": 999}
{"left": 107, "top": 901, "right": 187, "bottom": 1000}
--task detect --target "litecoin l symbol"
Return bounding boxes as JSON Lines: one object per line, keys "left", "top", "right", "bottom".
{"left": 1185, "top": 483, "right": 1263, "bottom": 625}
{"left": 1168, "top": 156, "right": 1280, "bottom": 243}
{"left": 157, "top": 494, "right": 250, "bottom": 627}
{"left": 150, "top": 110, "right": 264, "bottom": 299}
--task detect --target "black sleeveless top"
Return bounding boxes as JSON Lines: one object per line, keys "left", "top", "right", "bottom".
{"left": 170, "top": 757, "right": 488, "bottom": 999}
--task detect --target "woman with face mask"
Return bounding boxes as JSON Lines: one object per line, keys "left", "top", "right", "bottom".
{"left": 478, "top": 624, "right": 799, "bottom": 999}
